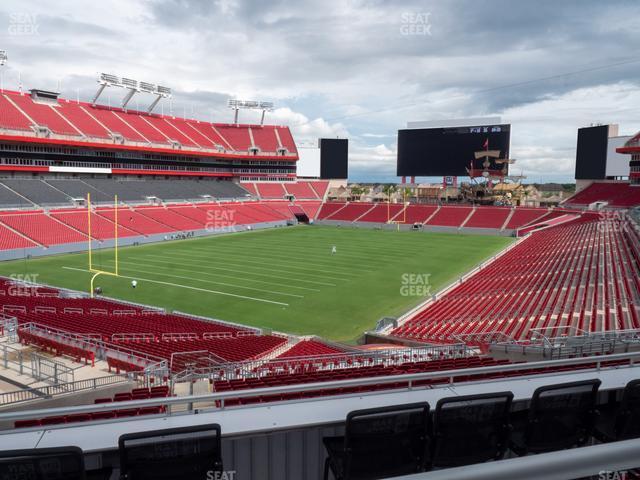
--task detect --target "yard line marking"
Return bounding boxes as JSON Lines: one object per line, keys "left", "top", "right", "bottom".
{"left": 186, "top": 246, "right": 377, "bottom": 272}
{"left": 145, "top": 252, "right": 350, "bottom": 282}
{"left": 103, "top": 260, "right": 305, "bottom": 298}
{"left": 187, "top": 240, "right": 379, "bottom": 266}
{"left": 172, "top": 249, "right": 362, "bottom": 277}
{"left": 254, "top": 237, "right": 413, "bottom": 254}
{"left": 196, "top": 244, "right": 385, "bottom": 267}
{"left": 61, "top": 267, "right": 290, "bottom": 306}
{"left": 160, "top": 250, "right": 356, "bottom": 279}
{"left": 232, "top": 239, "right": 408, "bottom": 260}
{"left": 140, "top": 255, "right": 338, "bottom": 287}
{"left": 117, "top": 258, "right": 321, "bottom": 292}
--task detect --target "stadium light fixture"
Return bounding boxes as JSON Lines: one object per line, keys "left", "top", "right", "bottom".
{"left": 227, "top": 99, "right": 275, "bottom": 125}
{"left": 147, "top": 84, "right": 171, "bottom": 114}
{"left": 92, "top": 73, "right": 172, "bottom": 113}
{"left": 139, "top": 81, "right": 155, "bottom": 94}
{"left": 0, "top": 51, "right": 6, "bottom": 92}
{"left": 120, "top": 77, "right": 139, "bottom": 109}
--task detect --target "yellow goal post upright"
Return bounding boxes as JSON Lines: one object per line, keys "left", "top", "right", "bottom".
{"left": 386, "top": 190, "right": 409, "bottom": 231}
{"left": 87, "top": 192, "right": 120, "bottom": 297}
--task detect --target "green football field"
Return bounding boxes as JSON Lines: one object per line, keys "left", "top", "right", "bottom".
{"left": 0, "top": 226, "right": 513, "bottom": 342}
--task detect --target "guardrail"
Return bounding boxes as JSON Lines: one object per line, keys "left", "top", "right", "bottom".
{"left": 0, "top": 342, "right": 74, "bottom": 385}
{"left": 0, "top": 373, "right": 133, "bottom": 406}
{"left": 2, "top": 350, "right": 639, "bottom": 427}
{"left": 491, "top": 328, "right": 640, "bottom": 359}
{"left": 220, "top": 343, "right": 470, "bottom": 380}
{"left": 0, "top": 128, "right": 297, "bottom": 158}
{"left": 397, "top": 438, "right": 640, "bottom": 480}
{"left": 19, "top": 322, "right": 167, "bottom": 373}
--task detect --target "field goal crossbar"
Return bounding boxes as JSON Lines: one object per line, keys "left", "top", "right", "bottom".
{"left": 87, "top": 193, "right": 120, "bottom": 297}
{"left": 385, "top": 197, "right": 409, "bottom": 230}
{"left": 387, "top": 219, "right": 403, "bottom": 231}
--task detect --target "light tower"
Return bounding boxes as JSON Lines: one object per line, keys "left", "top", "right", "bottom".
{"left": 92, "top": 73, "right": 171, "bottom": 113}
{"left": 227, "top": 99, "right": 274, "bottom": 126}
{"left": 0, "top": 50, "right": 7, "bottom": 92}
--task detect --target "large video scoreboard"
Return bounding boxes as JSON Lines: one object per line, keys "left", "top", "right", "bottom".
{"left": 397, "top": 124, "right": 511, "bottom": 176}
{"left": 319, "top": 138, "right": 348, "bottom": 179}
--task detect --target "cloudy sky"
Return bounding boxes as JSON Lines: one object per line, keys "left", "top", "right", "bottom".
{"left": 0, "top": 0, "right": 639, "bottom": 182}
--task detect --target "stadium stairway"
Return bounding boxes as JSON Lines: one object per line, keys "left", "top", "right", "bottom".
{"left": 308, "top": 181, "right": 329, "bottom": 200}
{"left": 316, "top": 202, "right": 349, "bottom": 220}
{"left": 274, "top": 339, "right": 346, "bottom": 359}
{"left": 134, "top": 205, "right": 204, "bottom": 231}
{"left": 0, "top": 222, "right": 40, "bottom": 249}
{"left": 97, "top": 207, "right": 175, "bottom": 236}
{"left": 504, "top": 207, "right": 549, "bottom": 230}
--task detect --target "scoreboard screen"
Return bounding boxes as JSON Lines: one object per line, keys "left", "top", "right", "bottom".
{"left": 319, "top": 138, "right": 348, "bottom": 179}
{"left": 397, "top": 124, "right": 511, "bottom": 176}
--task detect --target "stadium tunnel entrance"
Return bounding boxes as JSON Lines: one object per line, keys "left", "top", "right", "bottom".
{"left": 293, "top": 212, "right": 309, "bottom": 223}
{"left": 289, "top": 205, "right": 309, "bottom": 223}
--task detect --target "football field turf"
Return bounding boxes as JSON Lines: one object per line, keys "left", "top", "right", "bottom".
{"left": 0, "top": 226, "right": 513, "bottom": 341}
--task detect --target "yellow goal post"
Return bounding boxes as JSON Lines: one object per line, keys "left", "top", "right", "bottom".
{"left": 87, "top": 193, "right": 120, "bottom": 297}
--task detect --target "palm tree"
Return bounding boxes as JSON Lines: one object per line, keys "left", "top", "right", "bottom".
{"left": 382, "top": 184, "right": 398, "bottom": 201}
{"left": 350, "top": 185, "right": 364, "bottom": 200}
{"left": 402, "top": 187, "right": 412, "bottom": 202}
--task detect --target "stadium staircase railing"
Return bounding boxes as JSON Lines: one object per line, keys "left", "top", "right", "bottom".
{"left": 218, "top": 343, "right": 470, "bottom": 381}
{"left": 0, "top": 373, "right": 135, "bottom": 407}
{"left": 2, "top": 349, "right": 639, "bottom": 429}
{"left": 490, "top": 327, "right": 640, "bottom": 360}
{"left": 17, "top": 322, "right": 169, "bottom": 382}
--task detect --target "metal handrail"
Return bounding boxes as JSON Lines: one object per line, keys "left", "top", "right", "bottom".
{"left": 397, "top": 438, "right": 640, "bottom": 480}
{"left": 219, "top": 343, "right": 469, "bottom": 380}
{"left": 2, "top": 350, "right": 640, "bottom": 425}
{"left": 0, "top": 374, "right": 132, "bottom": 406}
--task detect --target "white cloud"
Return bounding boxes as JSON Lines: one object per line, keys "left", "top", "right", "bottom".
{"left": 0, "top": 0, "right": 638, "bottom": 182}
{"left": 503, "top": 83, "right": 640, "bottom": 178}
{"left": 271, "top": 107, "right": 349, "bottom": 143}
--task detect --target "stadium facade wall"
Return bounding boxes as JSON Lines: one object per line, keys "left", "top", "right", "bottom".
{"left": 0, "top": 220, "right": 289, "bottom": 261}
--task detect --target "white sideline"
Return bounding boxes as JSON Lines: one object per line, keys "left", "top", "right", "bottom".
{"left": 101, "top": 260, "right": 305, "bottom": 299}
{"left": 61, "top": 267, "right": 290, "bottom": 306}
